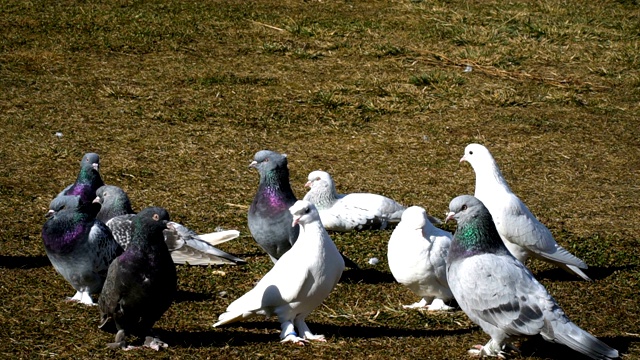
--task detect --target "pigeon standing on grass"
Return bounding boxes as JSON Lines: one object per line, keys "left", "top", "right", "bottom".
{"left": 42, "top": 197, "right": 122, "bottom": 305}
{"left": 387, "top": 206, "right": 454, "bottom": 311}
{"left": 214, "top": 200, "right": 344, "bottom": 344}
{"left": 94, "top": 185, "right": 245, "bottom": 266}
{"left": 247, "top": 151, "right": 358, "bottom": 268}
{"left": 302, "top": 170, "right": 407, "bottom": 231}
{"left": 52, "top": 152, "right": 105, "bottom": 206}
{"left": 461, "top": 143, "right": 590, "bottom": 281}
{"left": 98, "top": 207, "right": 177, "bottom": 351}
{"left": 445, "top": 195, "right": 618, "bottom": 359}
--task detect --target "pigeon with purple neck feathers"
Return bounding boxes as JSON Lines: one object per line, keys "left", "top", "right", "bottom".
{"left": 52, "top": 152, "right": 104, "bottom": 207}
{"left": 98, "top": 207, "right": 177, "bottom": 350}
{"left": 247, "top": 151, "right": 358, "bottom": 268}
{"left": 94, "top": 185, "right": 245, "bottom": 266}
{"left": 42, "top": 196, "right": 122, "bottom": 305}
{"left": 461, "top": 143, "right": 590, "bottom": 281}
{"left": 445, "top": 195, "right": 618, "bottom": 359}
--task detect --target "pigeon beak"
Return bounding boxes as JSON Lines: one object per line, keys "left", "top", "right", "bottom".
{"left": 459, "top": 155, "right": 467, "bottom": 163}
{"left": 92, "top": 163, "right": 100, "bottom": 171}
{"left": 248, "top": 160, "right": 258, "bottom": 169}
{"left": 292, "top": 216, "right": 300, "bottom": 227}
{"left": 304, "top": 181, "right": 312, "bottom": 188}
{"left": 45, "top": 210, "right": 55, "bottom": 218}
{"left": 444, "top": 211, "right": 456, "bottom": 223}
{"left": 93, "top": 196, "right": 101, "bottom": 204}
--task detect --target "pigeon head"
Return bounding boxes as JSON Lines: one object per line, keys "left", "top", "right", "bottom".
{"left": 48, "top": 195, "right": 81, "bottom": 218}
{"left": 289, "top": 200, "right": 319, "bottom": 227}
{"left": 303, "top": 178, "right": 335, "bottom": 210}
{"left": 459, "top": 144, "right": 498, "bottom": 170}
{"left": 80, "top": 152, "right": 101, "bottom": 172}
{"left": 445, "top": 195, "right": 507, "bottom": 256}
{"left": 399, "top": 206, "right": 428, "bottom": 230}
{"left": 249, "top": 150, "right": 288, "bottom": 173}
{"left": 132, "top": 207, "right": 171, "bottom": 245}
{"left": 305, "top": 170, "right": 332, "bottom": 188}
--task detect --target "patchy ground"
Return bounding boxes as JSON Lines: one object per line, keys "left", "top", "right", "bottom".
{"left": 1, "top": 0, "right": 639, "bottom": 359}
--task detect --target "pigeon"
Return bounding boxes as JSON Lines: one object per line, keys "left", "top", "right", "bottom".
{"left": 98, "top": 207, "right": 177, "bottom": 350}
{"left": 247, "top": 151, "right": 358, "bottom": 268}
{"left": 42, "top": 196, "right": 122, "bottom": 305}
{"left": 51, "top": 152, "right": 105, "bottom": 206}
{"left": 445, "top": 195, "right": 618, "bottom": 359}
{"left": 387, "top": 206, "right": 454, "bottom": 311}
{"left": 214, "top": 200, "right": 344, "bottom": 344}
{"left": 94, "top": 185, "right": 245, "bottom": 266}
{"left": 461, "top": 143, "right": 590, "bottom": 281}
{"left": 302, "top": 170, "right": 406, "bottom": 232}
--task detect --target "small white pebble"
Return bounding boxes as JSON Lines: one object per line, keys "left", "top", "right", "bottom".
{"left": 55, "top": 132, "right": 63, "bottom": 138}
{"left": 368, "top": 257, "right": 379, "bottom": 265}
{"left": 218, "top": 291, "right": 228, "bottom": 298}
{"left": 463, "top": 65, "right": 473, "bottom": 73}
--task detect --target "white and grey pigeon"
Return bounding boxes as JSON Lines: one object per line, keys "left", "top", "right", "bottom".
{"left": 214, "top": 200, "right": 344, "bottom": 345}
{"left": 247, "top": 151, "right": 358, "bottom": 268}
{"left": 50, "top": 152, "right": 105, "bottom": 208}
{"left": 42, "top": 196, "right": 122, "bottom": 305}
{"left": 445, "top": 195, "right": 618, "bottom": 359}
{"left": 94, "top": 185, "right": 244, "bottom": 266}
{"left": 461, "top": 143, "right": 590, "bottom": 281}
{"left": 387, "top": 206, "right": 454, "bottom": 311}
{"left": 99, "top": 207, "right": 177, "bottom": 350}
{"left": 303, "top": 170, "right": 439, "bottom": 232}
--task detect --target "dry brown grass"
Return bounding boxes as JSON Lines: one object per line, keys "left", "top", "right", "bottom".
{"left": 1, "top": 0, "right": 639, "bottom": 359}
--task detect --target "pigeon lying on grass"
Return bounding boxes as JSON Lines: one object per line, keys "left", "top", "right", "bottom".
{"left": 445, "top": 195, "right": 618, "bottom": 359}
{"left": 302, "top": 170, "right": 407, "bottom": 232}
{"left": 50, "top": 152, "right": 104, "bottom": 207}
{"left": 247, "top": 151, "right": 358, "bottom": 268}
{"left": 99, "top": 207, "right": 177, "bottom": 350}
{"left": 214, "top": 200, "right": 344, "bottom": 345}
{"left": 461, "top": 143, "right": 590, "bottom": 281}
{"left": 42, "top": 196, "right": 122, "bottom": 305}
{"left": 387, "top": 206, "right": 454, "bottom": 311}
{"left": 94, "top": 185, "right": 244, "bottom": 266}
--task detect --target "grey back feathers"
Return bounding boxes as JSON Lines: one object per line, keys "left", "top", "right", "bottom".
{"left": 461, "top": 143, "right": 590, "bottom": 281}
{"left": 445, "top": 195, "right": 618, "bottom": 359}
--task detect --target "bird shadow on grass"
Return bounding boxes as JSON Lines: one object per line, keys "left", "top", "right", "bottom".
{"left": 161, "top": 321, "right": 473, "bottom": 348}
{"left": 534, "top": 264, "right": 636, "bottom": 282}
{"left": 0, "top": 255, "right": 50, "bottom": 269}
{"left": 339, "top": 268, "right": 396, "bottom": 284}
{"left": 173, "top": 290, "right": 214, "bottom": 303}
{"left": 517, "top": 333, "right": 636, "bottom": 359}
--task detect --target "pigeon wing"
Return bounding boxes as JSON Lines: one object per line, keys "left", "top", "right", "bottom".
{"left": 106, "top": 214, "right": 136, "bottom": 250}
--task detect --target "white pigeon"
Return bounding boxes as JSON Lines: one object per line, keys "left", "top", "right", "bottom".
{"left": 445, "top": 195, "right": 618, "bottom": 359}
{"left": 213, "top": 200, "right": 344, "bottom": 344}
{"left": 461, "top": 143, "right": 590, "bottom": 281}
{"left": 388, "top": 206, "right": 454, "bottom": 311}
{"left": 302, "top": 170, "right": 406, "bottom": 232}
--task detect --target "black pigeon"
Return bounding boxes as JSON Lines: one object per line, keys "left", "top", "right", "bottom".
{"left": 247, "top": 150, "right": 358, "bottom": 268}
{"left": 98, "top": 207, "right": 177, "bottom": 350}
{"left": 52, "top": 152, "right": 105, "bottom": 207}
{"left": 94, "top": 185, "right": 245, "bottom": 266}
{"left": 445, "top": 195, "right": 618, "bottom": 359}
{"left": 42, "top": 196, "right": 122, "bottom": 305}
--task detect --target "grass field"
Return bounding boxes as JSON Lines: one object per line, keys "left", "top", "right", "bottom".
{"left": 1, "top": 0, "right": 639, "bottom": 358}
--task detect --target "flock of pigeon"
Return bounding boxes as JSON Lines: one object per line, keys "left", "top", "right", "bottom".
{"left": 41, "top": 145, "right": 619, "bottom": 359}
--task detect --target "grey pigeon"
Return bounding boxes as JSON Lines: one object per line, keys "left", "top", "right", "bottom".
{"left": 42, "top": 196, "right": 122, "bottom": 305}
{"left": 247, "top": 151, "right": 358, "bottom": 268}
{"left": 94, "top": 185, "right": 244, "bottom": 266}
{"left": 98, "top": 207, "right": 177, "bottom": 350}
{"left": 387, "top": 206, "right": 454, "bottom": 310}
{"left": 461, "top": 143, "right": 590, "bottom": 281}
{"left": 52, "top": 152, "right": 105, "bottom": 206}
{"left": 214, "top": 200, "right": 344, "bottom": 344}
{"left": 445, "top": 195, "right": 618, "bottom": 359}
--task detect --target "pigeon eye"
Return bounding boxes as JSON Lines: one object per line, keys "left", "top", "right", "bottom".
{"left": 304, "top": 207, "right": 310, "bottom": 214}
{"left": 461, "top": 205, "right": 468, "bottom": 211}
{"left": 469, "top": 151, "right": 473, "bottom": 155}
{"left": 153, "top": 214, "right": 160, "bottom": 221}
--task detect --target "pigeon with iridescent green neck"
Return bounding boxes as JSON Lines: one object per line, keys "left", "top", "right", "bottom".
{"left": 461, "top": 143, "right": 590, "bottom": 280}
{"left": 445, "top": 195, "right": 618, "bottom": 359}
{"left": 51, "top": 152, "right": 104, "bottom": 207}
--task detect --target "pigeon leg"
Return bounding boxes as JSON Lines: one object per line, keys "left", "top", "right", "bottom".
{"left": 279, "top": 321, "right": 308, "bottom": 345}
{"left": 467, "top": 339, "right": 509, "bottom": 358}
{"left": 66, "top": 290, "right": 95, "bottom": 305}
{"left": 426, "top": 298, "right": 454, "bottom": 311}
{"left": 106, "top": 329, "right": 127, "bottom": 350}
{"left": 402, "top": 298, "right": 428, "bottom": 309}
{"left": 144, "top": 335, "right": 168, "bottom": 351}
{"left": 295, "top": 317, "right": 326, "bottom": 342}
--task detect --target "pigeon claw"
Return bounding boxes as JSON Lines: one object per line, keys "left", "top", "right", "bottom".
{"left": 281, "top": 334, "right": 309, "bottom": 345}
{"left": 144, "top": 336, "right": 168, "bottom": 351}
{"left": 468, "top": 344, "right": 508, "bottom": 359}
